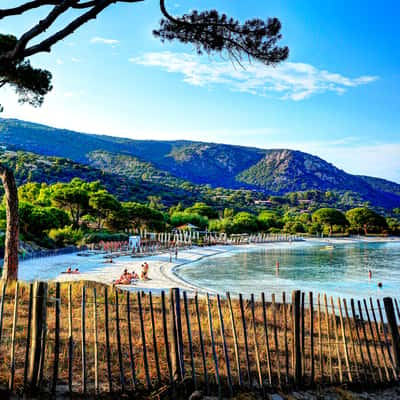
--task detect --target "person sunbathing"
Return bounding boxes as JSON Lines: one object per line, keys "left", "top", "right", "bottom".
{"left": 131, "top": 271, "right": 139, "bottom": 280}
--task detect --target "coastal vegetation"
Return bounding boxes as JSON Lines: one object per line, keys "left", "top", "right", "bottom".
{"left": 0, "top": 177, "right": 397, "bottom": 254}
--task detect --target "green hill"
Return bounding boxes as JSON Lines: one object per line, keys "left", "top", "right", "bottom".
{"left": 0, "top": 118, "right": 399, "bottom": 210}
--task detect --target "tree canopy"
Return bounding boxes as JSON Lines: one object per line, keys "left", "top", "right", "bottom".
{"left": 0, "top": 1, "right": 289, "bottom": 111}
{"left": 346, "top": 207, "right": 388, "bottom": 234}
{"left": 312, "top": 208, "right": 348, "bottom": 234}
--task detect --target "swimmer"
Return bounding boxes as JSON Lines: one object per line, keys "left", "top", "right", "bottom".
{"left": 378, "top": 282, "right": 383, "bottom": 288}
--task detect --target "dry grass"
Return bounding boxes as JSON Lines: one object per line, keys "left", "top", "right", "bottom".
{"left": 0, "top": 280, "right": 397, "bottom": 396}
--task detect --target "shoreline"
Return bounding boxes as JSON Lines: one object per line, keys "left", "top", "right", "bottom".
{"left": 53, "top": 235, "right": 400, "bottom": 293}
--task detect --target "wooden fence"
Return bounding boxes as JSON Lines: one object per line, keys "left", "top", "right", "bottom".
{"left": 0, "top": 281, "right": 399, "bottom": 397}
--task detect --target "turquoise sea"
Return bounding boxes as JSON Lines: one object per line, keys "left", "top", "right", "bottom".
{"left": 176, "top": 241, "right": 400, "bottom": 301}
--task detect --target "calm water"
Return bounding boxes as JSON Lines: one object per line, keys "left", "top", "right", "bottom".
{"left": 176, "top": 241, "right": 400, "bottom": 300}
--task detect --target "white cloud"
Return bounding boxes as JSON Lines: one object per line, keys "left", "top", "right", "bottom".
{"left": 129, "top": 52, "right": 378, "bottom": 101}
{"left": 90, "top": 37, "right": 120, "bottom": 46}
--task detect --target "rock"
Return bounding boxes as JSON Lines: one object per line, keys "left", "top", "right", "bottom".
{"left": 270, "top": 394, "right": 284, "bottom": 400}
{"left": 189, "top": 390, "right": 204, "bottom": 400}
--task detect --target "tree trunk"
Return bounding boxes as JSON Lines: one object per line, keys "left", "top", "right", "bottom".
{"left": 0, "top": 164, "right": 19, "bottom": 281}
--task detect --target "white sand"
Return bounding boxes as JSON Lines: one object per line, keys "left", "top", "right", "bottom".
{"left": 22, "top": 235, "right": 400, "bottom": 293}
{"left": 54, "top": 245, "right": 235, "bottom": 293}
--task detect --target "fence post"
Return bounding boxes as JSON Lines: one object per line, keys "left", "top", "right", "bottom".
{"left": 27, "top": 281, "right": 48, "bottom": 391}
{"left": 292, "top": 290, "right": 302, "bottom": 386}
{"left": 383, "top": 297, "right": 400, "bottom": 374}
{"left": 169, "top": 288, "right": 183, "bottom": 382}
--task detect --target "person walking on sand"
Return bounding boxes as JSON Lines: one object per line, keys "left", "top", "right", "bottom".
{"left": 175, "top": 247, "right": 178, "bottom": 260}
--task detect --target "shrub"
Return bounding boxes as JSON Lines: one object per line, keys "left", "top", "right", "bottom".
{"left": 48, "top": 226, "right": 84, "bottom": 247}
{"left": 82, "top": 232, "right": 129, "bottom": 244}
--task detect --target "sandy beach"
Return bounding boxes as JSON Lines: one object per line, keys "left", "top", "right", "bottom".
{"left": 49, "top": 235, "right": 400, "bottom": 294}
{"left": 54, "top": 244, "right": 236, "bottom": 293}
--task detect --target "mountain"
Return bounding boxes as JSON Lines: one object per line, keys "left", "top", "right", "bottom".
{"left": 0, "top": 118, "right": 399, "bottom": 209}
{"left": 0, "top": 150, "right": 199, "bottom": 205}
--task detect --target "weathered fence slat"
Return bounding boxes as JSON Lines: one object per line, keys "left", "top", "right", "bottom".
{"left": 337, "top": 298, "right": 352, "bottom": 382}
{"left": 149, "top": 292, "right": 162, "bottom": 386}
{"left": 323, "top": 294, "right": 333, "bottom": 382}
{"left": 195, "top": 293, "right": 209, "bottom": 393}
{"left": 183, "top": 291, "right": 195, "bottom": 388}
{"left": 363, "top": 299, "right": 383, "bottom": 382}
{"left": 52, "top": 282, "right": 60, "bottom": 395}
{"left": 227, "top": 292, "right": 242, "bottom": 386}
{"left": 292, "top": 290, "right": 301, "bottom": 386}
{"left": 0, "top": 281, "right": 7, "bottom": 348}
{"left": 377, "top": 298, "right": 397, "bottom": 379}
{"left": 369, "top": 298, "right": 390, "bottom": 381}
{"left": 115, "top": 289, "right": 125, "bottom": 391}
{"left": 206, "top": 293, "right": 221, "bottom": 397}
{"left": 81, "top": 286, "right": 87, "bottom": 393}
{"left": 28, "top": 281, "right": 48, "bottom": 390}
{"left": 330, "top": 297, "right": 343, "bottom": 383}
{"left": 301, "top": 292, "right": 305, "bottom": 376}
{"left": 169, "top": 288, "right": 182, "bottom": 382}
{"left": 342, "top": 299, "right": 360, "bottom": 381}
{"left": 384, "top": 297, "right": 400, "bottom": 377}
{"left": 250, "top": 294, "right": 263, "bottom": 389}
{"left": 0, "top": 279, "right": 7, "bottom": 343}
{"left": 317, "top": 293, "right": 323, "bottom": 380}
{"left": 239, "top": 293, "right": 252, "bottom": 385}
{"left": 217, "top": 294, "right": 233, "bottom": 395}
{"left": 261, "top": 292, "right": 272, "bottom": 386}
{"left": 23, "top": 283, "right": 33, "bottom": 389}
{"left": 309, "top": 292, "right": 314, "bottom": 385}
{"left": 104, "top": 287, "right": 112, "bottom": 392}
{"left": 8, "top": 282, "right": 19, "bottom": 391}
{"left": 138, "top": 291, "right": 151, "bottom": 389}
{"left": 93, "top": 288, "right": 99, "bottom": 393}
{"left": 272, "top": 293, "right": 281, "bottom": 387}
{"left": 161, "top": 291, "right": 173, "bottom": 386}
{"left": 282, "top": 292, "right": 290, "bottom": 384}
{"left": 357, "top": 300, "right": 377, "bottom": 383}
{"left": 350, "top": 298, "right": 368, "bottom": 381}
{"left": 126, "top": 291, "right": 137, "bottom": 390}
{"left": 68, "top": 284, "right": 73, "bottom": 393}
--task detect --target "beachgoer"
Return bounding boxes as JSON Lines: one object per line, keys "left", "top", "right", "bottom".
{"left": 74, "top": 268, "right": 80, "bottom": 274}
{"left": 368, "top": 270, "right": 372, "bottom": 280}
{"left": 175, "top": 247, "right": 178, "bottom": 260}
{"left": 131, "top": 271, "right": 139, "bottom": 280}
{"left": 67, "top": 267, "right": 72, "bottom": 273}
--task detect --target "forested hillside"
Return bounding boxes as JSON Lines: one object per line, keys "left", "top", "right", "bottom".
{"left": 1, "top": 118, "right": 399, "bottom": 209}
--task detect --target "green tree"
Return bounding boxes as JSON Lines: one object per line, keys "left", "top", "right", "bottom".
{"left": 19, "top": 202, "right": 70, "bottom": 238}
{"left": 231, "top": 212, "right": 258, "bottom": 233}
{"left": 185, "top": 202, "right": 218, "bottom": 219}
{"left": 257, "top": 210, "right": 282, "bottom": 231}
{"left": 107, "top": 202, "right": 165, "bottom": 232}
{"left": 170, "top": 211, "right": 208, "bottom": 230}
{"left": 346, "top": 207, "right": 388, "bottom": 234}
{"left": 89, "top": 190, "right": 120, "bottom": 229}
{"left": 312, "top": 208, "right": 347, "bottom": 234}
{"left": 52, "top": 185, "right": 89, "bottom": 228}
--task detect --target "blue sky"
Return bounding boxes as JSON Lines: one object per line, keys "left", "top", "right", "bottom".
{"left": 1, "top": 0, "right": 400, "bottom": 182}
